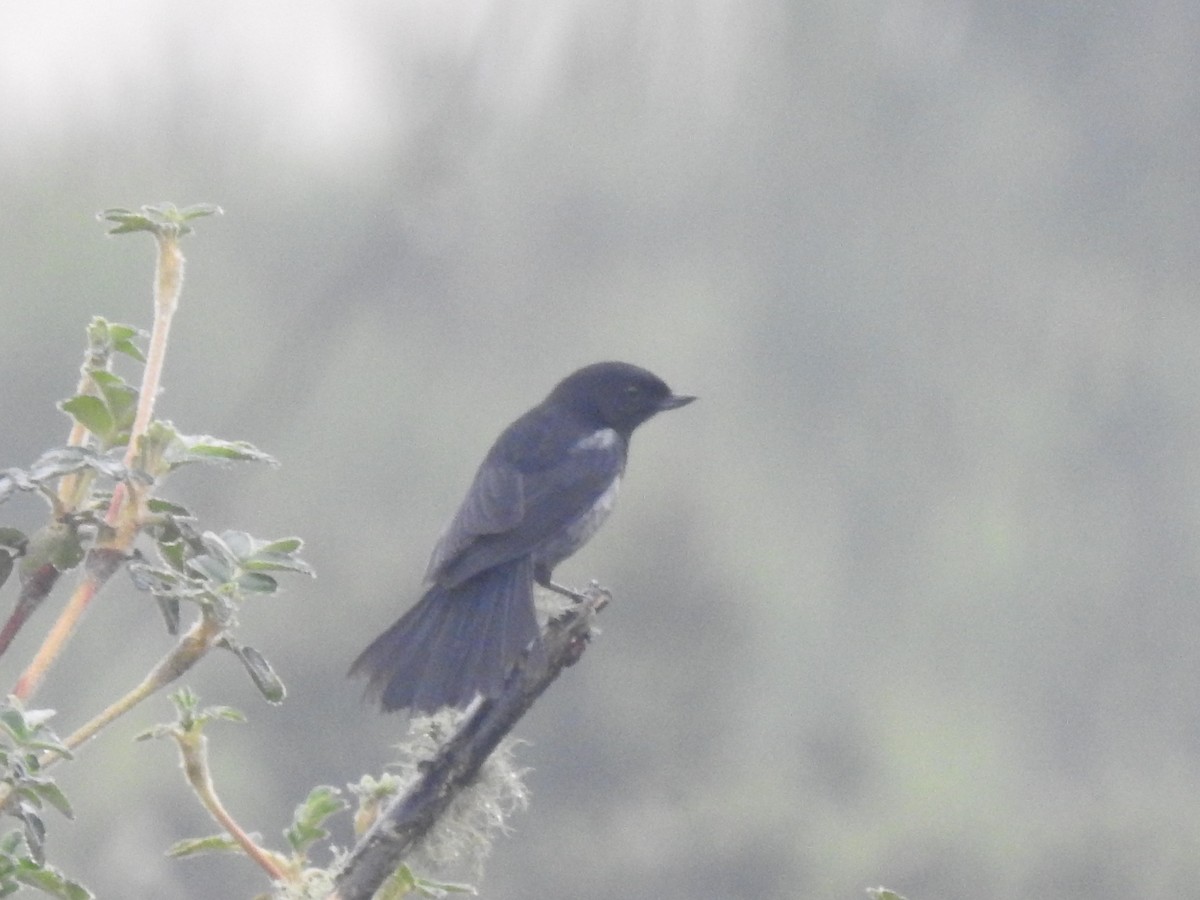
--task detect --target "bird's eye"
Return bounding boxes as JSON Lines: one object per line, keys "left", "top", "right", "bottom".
{"left": 624, "top": 384, "right": 641, "bottom": 397}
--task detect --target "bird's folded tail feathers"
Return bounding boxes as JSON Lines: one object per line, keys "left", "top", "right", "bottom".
{"left": 349, "top": 556, "right": 542, "bottom": 713}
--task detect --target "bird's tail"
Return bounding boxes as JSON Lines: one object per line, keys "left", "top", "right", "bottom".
{"left": 349, "top": 556, "right": 542, "bottom": 713}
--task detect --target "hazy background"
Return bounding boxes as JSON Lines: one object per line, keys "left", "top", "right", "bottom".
{"left": 1, "top": 1, "right": 1199, "bottom": 898}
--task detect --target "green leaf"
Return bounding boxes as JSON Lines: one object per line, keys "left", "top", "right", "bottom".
{"left": 169, "top": 687, "right": 200, "bottom": 718}
{"left": 103, "top": 323, "right": 139, "bottom": 341}
{"left": 414, "top": 876, "right": 478, "bottom": 896}
{"left": 220, "top": 641, "right": 286, "bottom": 704}
{"left": 59, "top": 396, "right": 113, "bottom": 441}
{"left": 375, "top": 863, "right": 417, "bottom": 900}
{"left": 245, "top": 554, "right": 314, "bottom": 576}
{"left": 112, "top": 336, "right": 146, "bottom": 363}
{"left": 6, "top": 446, "right": 134, "bottom": 504}
{"left": 155, "top": 540, "right": 189, "bottom": 573}
{"left": 155, "top": 689, "right": 246, "bottom": 735}
{"left": 90, "top": 372, "right": 138, "bottom": 437}
{"left": 167, "top": 435, "right": 278, "bottom": 469}
{"left": 218, "top": 531, "right": 254, "bottom": 559}
{"left": 866, "top": 890, "right": 909, "bottom": 900}
{"left": 210, "top": 706, "right": 247, "bottom": 724}
{"left": 236, "top": 572, "right": 278, "bottom": 594}
{"left": 175, "top": 203, "right": 223, "bottom": 222}
{"left": 126, "top": 561, "right": 181, "bottom": 594}
{"left": 154, "top": 596, "right": 181, "bottom": 635}
{"left": 84, "top": 317, "right": 140, "bottom": 366}
{"left": 13, "top": 858, "right": 92, "bottom": 900}
{"left": 284, "top": 786, "right": 347, "bottom": 855}
{"left": 0, "top": 530, "right": 26, "bottom": 554}
{"left": 145, "top": 498, "right": 193, "bottom": 517}
{"left": 0, "top": 448, "right": 132, "bottom": 504}
{"left": 16, "top": 737, "right": 71, "bottom": 759}
{"left": 375, "top": 865, "right": 477, "bottom": 900}
{"left": 199, "top": 532, "right": 239, "bottom": 568}
{"left": 190, "top": 531, "right": 314, "bottom": 588}
{"left": 98, "top": 207, "right": 155, "bottom": 235}
{"left": 19, "top": 522, "right": 84, "bottom": 580}
{"left": 166, "top": 834, "right": 246, "bottom": 858}
{"left": 23, "top": 780, "right": 73, "bottom": 820}
{"left": 102, "top": 322, "right": 148, "bottom": 363}
{"left": 242, "top": 554, "right": 314, "bottom": 577}
{"left": 132, "top": 420, "right": 179, "bottom": 479}
{"left": 98, "top": 203, "right": 222, "bottom": 238}
{"left": 0, "top": 709, "right": 31, "bottom": 742}
{"left": 0, "top": 530, "right": 23, "bottom": 591}
{"left": 26, "top": 447, "right": 130, "bottom": 484}
{"left": 258, "top": 537, "right": 302, "bottom": 555}
{"left": 0, "top": 705, "right": 70, "bottom": 760}
{"left": 23, "top": 453, "right": 75, "bottom": 484}
{"left": 186, "top": 554, "right": 233, "bottom": 585}
{"left": 15, "top": 808, "right": 44, "bottom": 864}
{"left": 227, "top": 533, "right": 314, "bottom": 577}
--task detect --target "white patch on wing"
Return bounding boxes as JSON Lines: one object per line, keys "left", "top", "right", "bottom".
{"left": 574, "top": 428, "right": 618, "bottom": 451}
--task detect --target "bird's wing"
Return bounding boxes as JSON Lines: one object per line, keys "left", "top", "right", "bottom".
{"left": 425, "top": 459, "right": 524, "bottom": 582}
{"left": 426, "top": 427, "right": 625, "bottom": 587}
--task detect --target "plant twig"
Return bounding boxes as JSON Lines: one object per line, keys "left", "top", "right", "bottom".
{"left": 13, "top": 227, "right": 185, "bottom": 701}
{"left": 0, "top": 609, "right": 228, "bottom": 815}
{"left": 331, "top": 588, "right": 610, "bottom": 900}
{"left": 12, "top": 547, "right": 126, "bottom": 699}
{"left": 175, "top": 720, "right": 289, "bottom": 883}
{"left": 58, "top": 611, "right": 223, "bottom": 755}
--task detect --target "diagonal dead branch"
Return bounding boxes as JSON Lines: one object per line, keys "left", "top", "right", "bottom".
{"left": 331, "top": 586, "right": 610, "bottom": 900}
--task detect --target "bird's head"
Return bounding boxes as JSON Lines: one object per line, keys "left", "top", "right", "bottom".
{"left": 550, "top": 361, "right": 696, "bottom": 435}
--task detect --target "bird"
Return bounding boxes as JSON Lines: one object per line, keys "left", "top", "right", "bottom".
{"left": 349, "top": 361, "right": 695, "bottom": 713}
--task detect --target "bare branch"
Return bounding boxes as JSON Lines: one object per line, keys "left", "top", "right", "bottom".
{"left": 331, "top": 587, "right": 610, "bottom": 900}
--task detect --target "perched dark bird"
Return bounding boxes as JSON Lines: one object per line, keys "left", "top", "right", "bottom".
{"left": 350, "top": 361, "right": 695, "bottom": 713}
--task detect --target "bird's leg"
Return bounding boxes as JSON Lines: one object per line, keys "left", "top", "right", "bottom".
{"left": 545, "top": 580, "right": 589, "bottom": 603}
{"left": 544, "top": 579, "right": 613, "bottom": 611}
{"left": 535, "top": 563, "right": 589, "bottom": 603}
{"left": 536, "top": 562, "right": 613, "bottom": 607}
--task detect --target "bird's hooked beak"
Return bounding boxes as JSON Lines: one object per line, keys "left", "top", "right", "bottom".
{"left": 658, "top": 393, "right": 697, "bottom": 412}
